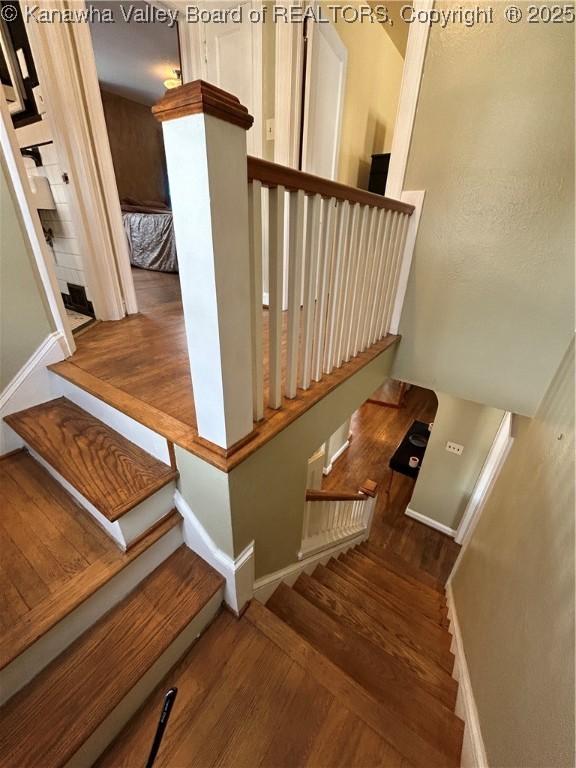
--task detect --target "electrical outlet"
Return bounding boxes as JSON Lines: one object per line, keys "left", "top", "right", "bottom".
{"left": 446, "top": 441, "right": 464, "bottom": 456}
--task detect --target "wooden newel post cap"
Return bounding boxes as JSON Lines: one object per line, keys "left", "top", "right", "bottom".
{"left": 359, "top": 479, "right": 378, "bottom": 498}
{"left": 152, "top": 79, "right": 254, "bottom": 129}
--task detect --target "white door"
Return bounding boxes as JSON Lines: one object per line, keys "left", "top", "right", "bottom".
{"left": 301, "top": 17, "right": 347, "bottom": 179}
{"left": 202, "top": 1, "right": 262, "bottom": 156}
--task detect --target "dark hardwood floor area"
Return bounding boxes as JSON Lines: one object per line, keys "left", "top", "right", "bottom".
{"left": 323, "top": 387, "right": 460, "bottom": 584}
{"left": 52, "top": 268, "right": 398, "bottom": 471}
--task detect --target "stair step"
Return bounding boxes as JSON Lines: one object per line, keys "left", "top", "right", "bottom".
{"left": 341, "top": 551, "right": 449, "bottom": 626}
{"left": 0, "top": 546, "right": 224, "bottom": 768}
{"left": 267, "top": 583, "right": 463, "bottom": 763}
{"left": 328, "top": 558, "right": 453, "bottom": 641}
{"left": 98, "top": 608, "right": 410, "bottom": 768}
{"left": 295, "top": 572, "right": 457, "bottom": 709}
{"left": 4, "top": 397, "right": 178, "bottom": 523}
{"left": 314, "top": 564, "right": 454, "bottom": 672}
{"left": 358, "top": 542, "right": 446, "bottom": 594}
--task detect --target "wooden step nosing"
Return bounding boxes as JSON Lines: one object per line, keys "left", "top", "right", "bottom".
{"left": 295, "top": 574, "right": 458, "bottom": 709}
{"left": 5, "top": 398, "right": 179, "bottom": 521}
{"left": 245, "top": 600, "right": 460, "bottom": 768}
{"left": 315, "top": 564, "right": 455, "bottom": 673}
{"left": 358, "top": 544, "right": 446, "bottom": 595}
{"left": 0, "top": 521, "right": 183, "bottom": 704}
{"left": 327, "top": 560, "right": 453, "bottom": 649}
{"left": 58, "top": 593, "right": 223, "bottom": 768}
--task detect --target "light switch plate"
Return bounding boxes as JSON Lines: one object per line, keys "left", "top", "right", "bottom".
{"left": 446, "top": 441, "right": 464, "bottom": 456}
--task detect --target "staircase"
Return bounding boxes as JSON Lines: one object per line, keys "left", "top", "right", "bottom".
{"left": 97, "top": 542, "right": 464, "bottom": 767}
{"left": 1, "top": 396, "right": 463, "bottom": 766}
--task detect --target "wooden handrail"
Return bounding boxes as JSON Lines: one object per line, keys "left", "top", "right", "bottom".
{"left": 305, "top": 489, "right": 366, "bottom": 502}
{"left": 306, "top": 478, "right": 378, "bottom": 503}
{"left": 247, "top": 156, "right": 415, "bottom": 216}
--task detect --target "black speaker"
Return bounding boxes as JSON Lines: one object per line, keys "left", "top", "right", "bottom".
{"left": 368, "top": 153, "right": 391, "bottom": 196}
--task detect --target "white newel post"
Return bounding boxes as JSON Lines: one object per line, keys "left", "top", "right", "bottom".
{"left": 153, "top": 81, "right": 255, "bottom": 450}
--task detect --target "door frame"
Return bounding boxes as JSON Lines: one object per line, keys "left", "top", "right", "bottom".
{"left": 448, "top": 412, "right": 515, "bottom": 580}
{"left": 274, "top": 0, "right": 433, "bottom": 185}
{"left": 174, "top": 0, "right": 263, "bottom": 157}
{"left": 23, "top": 4, "right": 137, "bottom": 321}
{"left": 0, "top": 93, "right": 75, "bottom": 355}
{"left": 300, "top": 14, "right": 347, "bottom": 180}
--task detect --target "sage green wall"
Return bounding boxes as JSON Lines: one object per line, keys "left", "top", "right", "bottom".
{"left": 1, "top": 157, "right": 53, "bottom": 390}
{"left": 409, "top": 393, "right": 504, "bottom": 531}
{"left": 392, "top": 12, "right": 574, "bottom": 416}
{"left": 452, "top": 338, "right": 575, "bottom": 767}
{"left": 230, "top": 345, "right": 396, "bottom": 578}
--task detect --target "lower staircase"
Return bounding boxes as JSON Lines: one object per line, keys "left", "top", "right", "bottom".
{"left": 1, "top": 399, "right": 464, "bottom": 766}
{"left": 97, "top": 543, "right": 464, "bottom": 767}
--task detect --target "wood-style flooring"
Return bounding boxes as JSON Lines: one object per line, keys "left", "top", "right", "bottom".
{"left": 50, "top": 268, "right": 398, "bottom": 471}
{"left": 323, "top": 386, "right": 460, "bottom": 584}
{"left": 0, "top": 450, "right": 180, "bottom": 669}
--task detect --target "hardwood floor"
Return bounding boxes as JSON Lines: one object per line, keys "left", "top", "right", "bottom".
{"left": 323, "top": 386, "right": 461, "bottom": 584}
{"left": 50, "top": 268, "right": 398, "bottom": 471}
{"left": 0, "top": 450, "right": 180, "bottom": 669}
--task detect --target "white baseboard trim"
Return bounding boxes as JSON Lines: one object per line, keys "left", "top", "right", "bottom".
{"left": 174, "top": 490, "right": 254, "bottom": 614}
{"left": 253, "top": 531, "right": 366, "bottom": 604}
{"left": 322, "top": 439, "right": 350, "bottom": 476}
{"left": 406, "top": 506, "right": 457, "bottom": 538}
{"left": 0, "top": 332, "right": 66, "bottom": 454}
{"left": 446, "top": 583, "right": 489, "bottom": 768}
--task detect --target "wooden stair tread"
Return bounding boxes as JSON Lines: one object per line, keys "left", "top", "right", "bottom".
{"left": 4, "top": 397, "right": 178, "bottom": 521}
{"left": 267, "top": 583, "right": 463, "bottom": 762}
{"left": 0, "top": 546, "right": 224, "bottom": 768}
{"left": 328, "top": 559, "right": 453, "bottom": 641}
{"left": 98, "top": 609, "right": 410, "bottom": 768}
{"left": 314, "top": 564, "right": 454, "bottom": 672}
{"left": 295, "top": 572, "right": 457, "bottom": 709}
{"left": 246, "top": 599, "right": 459, "bottom": 768}
{"left": 340, "top": 551, "right": 449, "bottom": 625}
{"left": 359, "top": 542, "right": 446, "bottom": 593}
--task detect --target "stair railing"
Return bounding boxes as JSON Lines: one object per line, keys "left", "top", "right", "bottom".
{"left": 154, "top": 81, "right": 416, "bottom": 452}
{"left": 298, "top": 479, "right": 378, "bottom": 560}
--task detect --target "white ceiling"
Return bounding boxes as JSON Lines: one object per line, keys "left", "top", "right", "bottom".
{"left": 88, "top": 2, "right": 180, "bottom": 106}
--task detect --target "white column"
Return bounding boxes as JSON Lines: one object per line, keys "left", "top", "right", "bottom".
{"left": 154, "top": 82, "right": 254, "bottom": 449}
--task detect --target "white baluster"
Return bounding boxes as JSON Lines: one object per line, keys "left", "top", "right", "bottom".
{"left": 367, "top": 209, "right": 392, "bottom": 345}
{"left": 302, "top": 501, "right": 311, "bottom": 543}
{"left": 286, "top": 189, "right": 306, "bottom": 398}
{"left": 300, "top": 193, "right": 322, "bottom": 389}
{"left": 380, "top": 212, "right": 408, "bottom": 338}
{"left": 268, "top": 185, "right": 285, "bottom": 409}
{"left": 353, "top": 207, "right": 378, "bottom": 355}
{"left": 248, "top": 181, "right": 264, "bottom": 421}
{"left": 335, "top": 203, "right": 360, "bottom": 366}
{"left": 340, "top": 203, "right": 362, "bottom": 363}
{"left": 360, "top": 208, "right": 386, "bottom": 351}
{"left": 377, "top": 211, "right": 401, "bottom": 340}
{"left": 312, "top": 198, "right": 336, "bottom": 381}
{"left": 324, "top": 201, "right": 350, "bottom": 373}
{"left": 384, "top": 213, "right": 410, "bottom": 333}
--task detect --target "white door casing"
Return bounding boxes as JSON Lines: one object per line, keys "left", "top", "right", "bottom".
{"left": 300, "top": 15, "right": 347, "bottom": 180}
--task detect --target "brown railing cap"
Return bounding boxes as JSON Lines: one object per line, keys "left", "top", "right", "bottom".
{"left": 152, "top": 80, "right": 254, "bottom": 130}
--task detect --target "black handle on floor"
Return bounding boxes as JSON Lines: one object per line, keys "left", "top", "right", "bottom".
{"left": 145, "top": 687, "right": 178, "bottom": 768}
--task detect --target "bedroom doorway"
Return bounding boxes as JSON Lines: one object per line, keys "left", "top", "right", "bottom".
{"left": 88, "top": 1, "right": 182, "bottom": 314}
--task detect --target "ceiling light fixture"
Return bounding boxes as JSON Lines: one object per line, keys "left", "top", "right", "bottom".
{"left": 163, "top": 68, "right": 182, "bottom": 90}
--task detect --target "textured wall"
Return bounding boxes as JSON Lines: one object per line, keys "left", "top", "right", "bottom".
{"left": 409, "top": 393, "right": 503, "bottom": 530}
{"left": 1, "top": 157, "right": 53, "bottom": 389}
{"left": 452, "top": 338, "right": 575, "bottom": 767}
{"left": 392, "top": 13, "right": 574, "bottom": 416}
